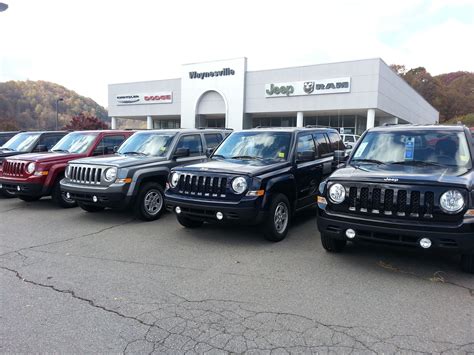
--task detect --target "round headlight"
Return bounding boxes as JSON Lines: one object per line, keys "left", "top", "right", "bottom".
{"left": 26, "top": 162, "right": 35, "bottom": 174}
{"left": 104, "top": 167, "right": 117, "bottom": 182}
{"left": 328, "top": 183, "right": 346, "bottom": 204}
{"left": 170, "top": 172, "right": 179, "bottom": 188}
{"left": 231, "top": 177, "right": 247, "bottom": 194}
{"left": 440, "top": 190, "right": 464, "bottom": 214}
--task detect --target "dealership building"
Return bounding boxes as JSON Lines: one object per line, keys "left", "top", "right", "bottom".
{"left": 108, "top": 57, "right": 438, "bottom": 134}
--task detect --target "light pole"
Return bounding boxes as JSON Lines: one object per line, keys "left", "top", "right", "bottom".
{"left": 56, "top": 98, "right": 63, "bottom": 130}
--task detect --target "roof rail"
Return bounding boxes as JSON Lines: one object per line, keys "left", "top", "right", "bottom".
{"left": 304, "top": 125, "right": 332, "bottom": 129}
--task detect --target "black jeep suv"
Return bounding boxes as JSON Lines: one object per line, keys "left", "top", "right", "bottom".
{"left": 317, "top": 125, "right": 474, "bottom": 273}
{"left": 60, "top": 129, "right": 228, "bottom": 220}
{"left": 165, "top": 127, "right": 345, "bottom": 241}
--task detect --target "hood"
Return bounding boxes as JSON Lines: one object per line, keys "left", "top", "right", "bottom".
{"left": 0, "top": 150, "right": 29, "bottom": 159}
{"left": 6, "top": 152, "right": 87, "bottom": 164}
{"left": 330, "top": 164, "right": 473, "bottom": 189}
{"left": 174, "top": 159, "right": 290, "bottom": 177}
{"left": 71, "top": 154, "right": 167, "bottom": 168}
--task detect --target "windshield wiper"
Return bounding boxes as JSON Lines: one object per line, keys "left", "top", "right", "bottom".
{"left": 121, "top": 151, "right": 148, "bottom": 156}
{"left": 0, "top": 147, "right": 14, "bottom": 151}
{"left": 230, "top": 155, "right": 262, "bottom": 160}
{"left": 390, "top": 160, "right": 446, "bottom": 167}
{"left": 212, "top": 154, "right": 226, "bottom": 159}
{"left": 52, "top": 149, "right": 69, "bottom": 153}
{"left": 351, "top": 159, "right": 386, "bottom": 165}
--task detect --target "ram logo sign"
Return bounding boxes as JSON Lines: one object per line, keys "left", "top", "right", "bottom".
{"left": 265, "top": 77, "right": 351, "bottom": 98}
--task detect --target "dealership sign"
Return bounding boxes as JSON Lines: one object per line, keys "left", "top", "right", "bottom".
{"left": 265, "top": 77, "right": 351, "bottom": 98}
{"left": 116, "top": 92, "right": 173, "bottom": 105}
{"left": 188, "top": 68, "right": 235, "bottom": 80}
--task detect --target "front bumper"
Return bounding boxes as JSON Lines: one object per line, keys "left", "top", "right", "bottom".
{"left": 60, "top": 180, "right": 131, "bottom": 209}
{"left": 0, "top": 178, "right": 45, "bottom": 197}
{"left": 317, "top": 209, "right": 474, "bottom": 253}
{"left": 165, "top": 192, "right": 265, "bottom": 224}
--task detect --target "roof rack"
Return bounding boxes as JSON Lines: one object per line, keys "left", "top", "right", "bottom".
{"left": 304, "top": 125, "right": 333, "bottom": 129}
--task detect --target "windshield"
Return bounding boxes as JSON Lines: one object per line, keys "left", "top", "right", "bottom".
{"left": 213, "top": 131, "right": 291, "bottom": 161}
{"left": 117, "top": 132, "right": 176, "bottom": 157}
{"left": 1, "top": 133, "right": 40, "bottom": 152}
{"left": 51, "top": 133, "right": 97, "bottom": 154}
{"left": 351, "top": 130, "right": 472, "bottom": 169}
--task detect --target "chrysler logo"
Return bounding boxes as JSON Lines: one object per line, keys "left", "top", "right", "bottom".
{"left": 384, "top": 177, "right": 399, "bottom": 182}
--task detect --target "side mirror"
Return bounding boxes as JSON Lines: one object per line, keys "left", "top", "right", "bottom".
{"left": 345, "top": 144, "right": 353, "bottom": 150}
{"left": 206, "top": 147, "right": 215, "bottom": 157}
{"left": 35, "top": 145, "right": 48, "bottom": 152}
{"left": 173, "top": 147, "right": 190, "bottom": 159}
{"left": 333, "top": 150, "right": 347, "bottom": 162}
{"left": 297, "top": 150, "right": 314, "bottom": 162}
{"left": 113, "top": 145, "right": 119, "bottom": 153}
{"left": 104, "top": 146, "right": 115, "bottom": 154}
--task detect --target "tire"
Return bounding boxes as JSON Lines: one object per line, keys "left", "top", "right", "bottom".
{"left": 0, "top": 189, "right": 16, "bottom": 198}
{"left": 176, "top": 214, "right": 203, "bottom": 228}
{"left": 263, "top": 193, "right": 291, "bottom": 242}
{"left": 52, "top": 181, "right": 77, "bottom": 208}
{"left": 134, "top": 182, "right": 165, "bottom": 221}
{"left": 78, "top": 202, "right": 105, "bottom": 213}
{"left": 321, "top": 232, "right": 347, "bottom": 253}
{"left": 460, "top": 254, "right": 474, "bottom": 274}
{"left": 18, "top": 195, "right": 41, "bottom": 202}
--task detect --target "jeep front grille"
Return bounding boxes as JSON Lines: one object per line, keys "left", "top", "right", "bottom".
{"left": 69, "top": 164, "right": 103, "bottom": 185}
{"left": 177, "top": 173, "right": 228, "bottom": 197}
{"left": 330, "top": 183, "right": 461, "bottom": 222}
{"left": 2, "top": 161, "right": 27, "bottom": 177}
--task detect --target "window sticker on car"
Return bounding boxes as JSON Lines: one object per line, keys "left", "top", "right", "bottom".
{"left": 278, "top": 152, "right": 285, "bottom": 158}
{"left": 404, "top": 137, "right": 415, "bottom": 160}
{"left": 354, "top": 142, "right": 368, "bottom": 158}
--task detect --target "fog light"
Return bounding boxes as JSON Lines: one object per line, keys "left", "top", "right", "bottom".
{"left": 345, "top": 229, "right": 356, "bottom": 239}
{"left": 420, "top": 238, "right": 432, "bottom": 249}
{"left": 0, "top": 183, "right": 3, "bottom": 189}
{"left": 92, "top": 196, "right": 98, "bottom": 203}
{"left": 17, "top": 186, "right": 21, "bottom": 191}
{"left": 216, "top": 212, "right": 223, "bottom": 220}
{"left": 175, "top": 206, "right": 181, "bottom": 214}
{"left": 66, "top": 192, "right": 71, "bottom": 199}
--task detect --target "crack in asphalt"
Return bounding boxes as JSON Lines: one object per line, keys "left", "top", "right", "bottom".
{"left": 0, "top": 219, "right": 135, "bottom": 259}
{"left": 377, "top": 261, "right": 474, "bottom": 297}
{"left": 0, "top": 205, "right": 28, "bottom": 214}
{"left": 1, "top": 266, "right": 472, "bottom": 354}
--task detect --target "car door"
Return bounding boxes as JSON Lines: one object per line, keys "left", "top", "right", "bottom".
{"left": 313, "top": 133, "right": 333, "bottom": 175}
{"left": 170, "top": 134, "right": 207, "bottom": 168}
{"left": 294, "top": 133, "right": 321, "bottom": 210}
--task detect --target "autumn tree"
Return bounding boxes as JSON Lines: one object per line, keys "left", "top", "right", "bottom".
{"left": 62, "top": 113, "right": 109, "bottom": 130}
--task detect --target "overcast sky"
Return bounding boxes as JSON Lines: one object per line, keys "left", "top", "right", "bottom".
{"left": 1, "top": 0, "right": 473, "bottom": 107}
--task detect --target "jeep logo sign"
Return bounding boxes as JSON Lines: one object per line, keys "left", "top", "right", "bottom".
{"left": 265, "top": 77, "right": 351, "bottom": 98}
{"left": 116, "top": 92, "right": 173, "bottom": 105}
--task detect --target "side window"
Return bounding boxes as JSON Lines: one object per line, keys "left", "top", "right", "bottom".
{"left": 96, "top": 135, "right": 126, "bottom": 155}
{"left": 204, "top": 133, "right": 223, "bottom": 149}
{"left": 328, "top": 132, "right": 345, "bottom": 151}
{"left": 345, "top": 136, "right": 355, "bottom": 143}
{"left": 313, "top": 133, "right": 331, "bottom": 157}
{"left": 40, "top": 135, "right": 63, "bottom": 150}
{"left": 175, "top": 135, "right": 203, "bottom": 157}
{"left": 296, "top": 134, "right": 316, "bottom": 158}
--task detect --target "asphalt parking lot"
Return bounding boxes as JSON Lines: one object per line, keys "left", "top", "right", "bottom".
{"left": 0, "top": 196, "right": 473, "bottom": 354}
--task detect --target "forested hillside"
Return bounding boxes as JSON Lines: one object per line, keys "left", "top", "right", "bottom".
{"left": 0, "top": 80, "right": 108, "bottom": 130}
{"left": 391, "top": 65, "right": 474, "bottom": 126}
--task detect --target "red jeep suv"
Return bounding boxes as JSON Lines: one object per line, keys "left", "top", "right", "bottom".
{"left": 0, "top": 130, "right": 134, "bottom": 207}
